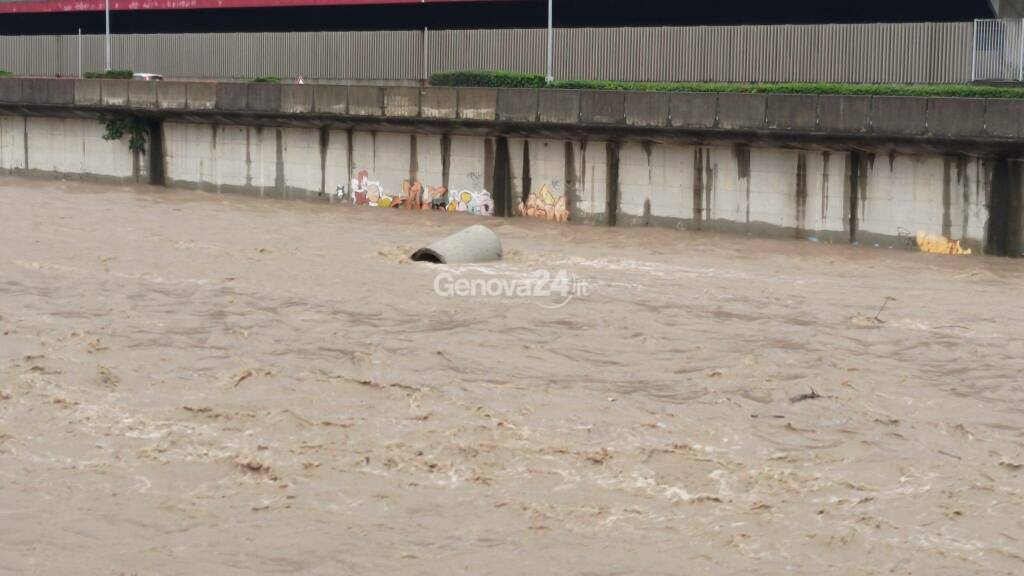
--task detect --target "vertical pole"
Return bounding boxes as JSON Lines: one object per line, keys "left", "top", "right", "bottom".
{"left": 1018, "top": 18, "right": 1024, "bottom": 81}
{"left": 971, "top": 19, "right": 978, "bottom": 82}
{"left": 104, "top": 0, "right": 111, "bottom": 71}
{"left": 546, "top": 0, "right": 553, "bottom": 83}
{"left": 78, "top": 28, "right": 82, "bottom": 78}
{"left": 421, "top": 0, "right": 428, "bottom": 83}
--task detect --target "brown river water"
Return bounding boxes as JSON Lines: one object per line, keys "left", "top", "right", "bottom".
{"left": 1, "top": 177, "right": 1023, "bottom": 575}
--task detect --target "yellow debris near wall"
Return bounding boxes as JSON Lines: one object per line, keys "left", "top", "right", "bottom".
{"left": 916, "top": 231, "right": 973, "bottom": 256}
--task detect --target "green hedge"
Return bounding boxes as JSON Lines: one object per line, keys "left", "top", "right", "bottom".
{"left": 429, "top": 70, "right": 547, "bottom": 88}
{"left": 250, "top": 76, "right": 282, "bottom": 84}
{"left": 0, "top": 70, "right": 11, "bottom": 78}
{"left": 429, "top": 70, "right": 1024, "bottom": 99}
{"left": 83, "top": 70, "right": 133, "bottom": 79}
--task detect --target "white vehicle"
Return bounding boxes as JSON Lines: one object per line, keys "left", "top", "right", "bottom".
{"left": 132, "top": 72, "right": 164, "bottom": 81}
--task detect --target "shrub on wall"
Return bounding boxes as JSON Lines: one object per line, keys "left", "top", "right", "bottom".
{"left": 250, "top": 76, "right": 282, "bottom": 83}
{"left": 430, "top": 70, "right": 1024, "bottom": 99}
{"left": 0, "top": 70, "right": 11, "bottom": 77}
{"left": 99, "top": 114, "right": 148, "bottom": 154}
{"left": 429, "top": 70, "right": 547, "bottom": 88}
{"left": 83, "top": 70, "right": 134, "bottom": 79}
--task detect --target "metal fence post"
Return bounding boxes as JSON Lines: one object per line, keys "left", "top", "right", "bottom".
{"left": 104, "top": 0, "right": 111, "bottom": 71}
{"left": 971, "top": 19, "right": 978, "bottom": 82}
{"left": 545, "top": 0, "right": 553, "bottom": 83}
{"left": 1018, "top": 19, "right": 1024, "bottom": 81}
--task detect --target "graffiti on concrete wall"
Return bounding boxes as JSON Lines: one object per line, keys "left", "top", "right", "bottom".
{"left": 351, "top": 170, "right": 402, "bottom": 208}
{"left": 405, "top": 174, "right": 494, "bottom": 215}
{"left": 519, "top": 183, "right": 568, "bottom": 222}
{"left": 404, "top": 180, "right": 450, "bottom": 211}
{"left": 447, "top": 189, "right": 495, "bottom": 216}
{"left": 336, "top": 173, "right": 493, "bottom": 216}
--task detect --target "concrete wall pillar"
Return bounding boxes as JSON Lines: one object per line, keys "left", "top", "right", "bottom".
{"left": 986, "top": 157, "right": 1024, "bottom": 257}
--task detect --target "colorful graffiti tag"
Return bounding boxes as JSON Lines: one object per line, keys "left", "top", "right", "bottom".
{"left": 406, "top": 181, "right": 494, "bottom": 216}
{"left": 340, "top": 174, "right": 494, "bottom": 216}
{"left": 446, "top": 189, "right": 495, "bottom": 216}
{"left": 519, "top": 184, "right": 568, "bottom": 222}
{"left": 335, "top": 169, "right": 497, "bottom": 217}
{"left": 341, "top": 173, "right": 564, "bottom": 222}
{"left": 351, "top": 170, "right": 402, "bottom": 207}
{"left": 403, "top": 180, "right": 449, "bottom": 211}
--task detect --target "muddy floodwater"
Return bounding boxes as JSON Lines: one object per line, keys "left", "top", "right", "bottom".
{"left": 1, "top": 177, "right": 1023, "bottom": 575}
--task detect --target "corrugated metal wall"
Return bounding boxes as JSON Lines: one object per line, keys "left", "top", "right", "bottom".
{"left": 0, "top": 22, "right": 974, "bottom": 84}
{"left": 973, "top": 19, "right": 1024, "bottom": 81}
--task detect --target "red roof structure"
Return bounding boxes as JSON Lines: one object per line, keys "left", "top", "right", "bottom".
{"left": 0, "top": 0, "right": 520, "bottom": 14}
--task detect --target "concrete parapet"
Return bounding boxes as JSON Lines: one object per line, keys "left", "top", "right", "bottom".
{"left": 458, "top": 88, "right": 497, "bottom": 121}
{"left": 818, "top": 95, "right": 870, "bottom": 133}
{"left": 384, "top": 86, "right": 420, "bottom": 117}
{"left": 155, "top": 81, "right": 188, "bottom": 109}
{"left": 215, "top": 83, "right": 247, "bottom": 111}
{"left": 313, "top": 85, "right": 347, "bottom": 114}
{"left": 716, "top": 93, "right": 766, "bottom": 130}
{"left": 497, "top": 88, "right": 538, "bottom": 122}
{"left": 984, "top": 99, "right": 1024, "bottom": 139}
{"left": 871, "top": 96, "right": 928, "bottom": 135}
{"left": 928, "top": 98, "right": 986, "bottom": 138}
{"left": 186, "top": 83, "right": 216, "bottom": 110}
{"left": 246, "top": 83, "right": 281, "bottom": 112}
{"left": 538, "top": 90, "right": 580, "bottom": 124}
{"left": 129, "top": 81, "right": 157, "bottom": 108}
{"left": 47, "top": 79, "right": 75, "bottom": 105}
{"left": 21, "top": 79, "right": 49, "bottom": 105}
{"left": 281, "top": 85, "right": 313, "bottom": 114}
{"left": 421, "top": 87, "right": 457, "bottom": 119}
{"left": 766, "top": 94, "right": 818, "bottom": 131}
{"left": 624, "top": 92, "right": 669, "bottom": 127}
{"left": 0, "top": 78, "right": 22, "bottom": 103}
{"left": 74, "top": 79, "right": 102, "bottom": 106}
{"left": 348, "top": 86, "right": 383, "bottom": 116}
{"left": 157, "top": 82, "right": 187, "bottom": 109}
{"left": 581, "top": 90, "right": 625, "bottom": 124}
{"left": 669, "top": 92, "right": 717, "bottom": 128}
{"left": 4, "top": 78, "right": 1022, "bottom": 147}
{"left": 101, "top": 80, "right": 129, "bottom": 106}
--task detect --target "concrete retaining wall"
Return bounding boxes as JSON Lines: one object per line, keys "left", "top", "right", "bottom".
{"left": 613, "top": 144, "right": 990, "bottom": 249}
{"left": 160, "top": 119, "right": 1009, "bottom": 253}
{"left": 2, "top": 79, "right": 1023, "bottom": 256}
{"left": 162, "top": 123, "right": 498, "bottom": 215}
{"left": 0, "top": 115, "right": 143, "bottom": 182}
{"left": 163, "top": 123, "right": 329, "bottom": 199}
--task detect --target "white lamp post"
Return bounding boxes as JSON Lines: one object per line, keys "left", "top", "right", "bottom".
{"left": 545, "top": 0, "right": 553, "bottom": 83}
{"left": 105, "top": 0, "right": 111, "bottom": 71}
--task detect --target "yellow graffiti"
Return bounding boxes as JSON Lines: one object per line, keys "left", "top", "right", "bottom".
{"left": 916, "top": 231, "right": 972, "bottom": 256}
{"left": 519, "top": 184, "right": 569, "bottom": 222}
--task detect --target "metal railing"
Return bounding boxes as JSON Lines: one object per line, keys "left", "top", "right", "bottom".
{"left": 0, "top": 22, "right": 976, "bottom": 84}
{"left": 972, "top": 18, "right": 1024, "bottom": 81}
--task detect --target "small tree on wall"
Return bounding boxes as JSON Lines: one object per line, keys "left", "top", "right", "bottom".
{"left": 99, "top": 114, "right": 148, "bottom": 155}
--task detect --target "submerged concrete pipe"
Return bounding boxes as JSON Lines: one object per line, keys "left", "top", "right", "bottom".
{"left": 411, "top": 225, "right": 503, "bottom": 264}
